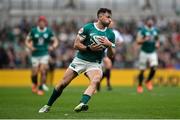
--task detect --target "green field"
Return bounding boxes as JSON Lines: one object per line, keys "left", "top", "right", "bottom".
{"left": 0, "top": 86, "right": 180, "bottom": 119}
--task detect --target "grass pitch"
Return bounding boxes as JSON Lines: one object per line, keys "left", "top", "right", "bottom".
{"left": 0, "top": 86, "right": 180, "bottom": 119}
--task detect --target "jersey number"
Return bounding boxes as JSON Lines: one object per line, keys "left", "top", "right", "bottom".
{"left": 38, "top": 38, "right": 44, "bottom": 45}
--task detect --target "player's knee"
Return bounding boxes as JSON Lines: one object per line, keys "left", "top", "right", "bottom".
{"left": 41, "top": 69, "right": 46, "bottom": 74}
{"left": 138, "top": 70, "right": 144, "bottom": 78}
{"left": 151, "top": 66, "right": 157, "bottom": 71}
{"left": 140, "top": 70, "right": 145, "bottom": 74}
{"left": 90, "top": 80, "right": 100, "bottom": 90}
{"left": 91, "top": 78, "right": 101, "bottom": 86}
{"left": 32, "top": 70, "right": 38, "bottom": 76}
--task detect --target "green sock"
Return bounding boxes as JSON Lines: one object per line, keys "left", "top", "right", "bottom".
{"left": 80, "top": 94, "right": 91, "bottom": 104}
{"left": 39, "top": 85, "right": 43, "bottom": 90}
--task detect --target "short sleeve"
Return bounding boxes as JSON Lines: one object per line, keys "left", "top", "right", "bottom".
{"left": 78, "top": 23, "right": 91, "bottom": 40}
{"left": 138, "top": 28, "right": 145, "bottom": 37}
{"left": 154, "top": 28, "right": 159, "bottom": 37}
{"left": 49, "top": 29, "right": 55, "bottom": 40}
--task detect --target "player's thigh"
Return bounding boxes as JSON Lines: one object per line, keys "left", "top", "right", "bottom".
{"left": 103, "top": 57, "right": 112, "bottom": 69}
{"left": 68, "top": 57, "right": 86, "bottom": 74}
{"left": 86, "top": 63, "right": 103, "bottom": 82}
{"left": 39, "top": 55, "right": 49, "bottom": 66}
{"left": 31, "top": 56, "right": 40, "bottom": 68}
{"left": 31, "top": 57, "right": 40, "bottom": 75}
{"left": 149, "top": 52, "right": 158, "bottom": 67}
{"left": 86, "top": 70, "right": 102, "bottom": 83}
{"left": 139, "top": 51, "right": 148, "bottom": 69}
{"left": 39, "top": 55, "right": 50, "bottom": 71}
{"left": 55, "top": 68, "right": 78, "bottom": 89}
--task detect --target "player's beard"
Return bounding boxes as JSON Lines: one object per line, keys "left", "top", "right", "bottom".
{"left": 39, "top": 25, "right": 46, "bottom": 30}
{"left": 101, "top": 22, "right": 110, "bottom": 27}
{"left": 147, "top": 24, "right": 152, "bottom": 28}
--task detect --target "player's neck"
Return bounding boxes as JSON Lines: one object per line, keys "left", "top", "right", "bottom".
{"left": 145, "top": 25, "right": 153, "bottom": 30}
{"left": 37, "top": 26, "right": 47, "bottom": 32}
{"left": 94, "top": 22, "right": 107, "bottom": 31}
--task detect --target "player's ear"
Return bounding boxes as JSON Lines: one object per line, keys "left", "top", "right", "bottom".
{"left": 97, "top": 15, "right": 100, "bottom": 19}
{"left": 97, "top": 14, "right": 103, "bottom": 19}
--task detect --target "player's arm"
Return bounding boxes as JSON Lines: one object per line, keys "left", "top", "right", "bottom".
{"left": 73, "top": 35, "right": 87, "bottom": 51}
{"left": 155, "top": 35, "right": 160, "bottom": 49}
{"left": 73, "top": 35, "right": 103, "bottom": 51}
{"left": 49, "top": 36, "right": 59, "bottom": 51}
{"left": 107, "top": 45, "right": 115, "bottom": 59}
{"left": 136, "top": 32, "right": 145, "bottom": 45}
{"left": 136, "top": 31, "right": 150, "bottom": 45}
{"left": 74, "top": 26, "right": 103, "bottom": 51}
{"left": 25, "top": 34, "right": 35, "bottom": 51}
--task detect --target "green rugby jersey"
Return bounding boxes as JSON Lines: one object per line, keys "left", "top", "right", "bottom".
{"left": 29, "top": 27, "right": 54, "bottom": 57}
{"left": 77, "top": 23, "right": 115, "bottom": 63}
{"left": 138, "top": 26, "right": 159, "bottom": 53}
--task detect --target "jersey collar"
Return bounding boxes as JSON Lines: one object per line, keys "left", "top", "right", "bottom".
{"left": 93, "top": 23, "right": 107, "bottom": 32}
{"left": 145, "top": 25, "right": 154, "bottom": 31}
{"left": 37, "top": 26, "right": 47, "bottom": 32}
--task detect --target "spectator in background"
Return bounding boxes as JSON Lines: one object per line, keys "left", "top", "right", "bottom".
{"left": 0, "top": 47, "right": 9, "bottom": 68}
{"left": 0, "top": 16, "right": 179, "bottom": 69}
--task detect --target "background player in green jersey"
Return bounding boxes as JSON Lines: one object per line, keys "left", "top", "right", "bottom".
{"left": 136, "top": 17, "right": 160, "bottom": 93}
{"left": 25, "top": 16, "right": 58, "bottom": 95}
{"left": 39, "top": 8, "right": 115, "bottom": 113}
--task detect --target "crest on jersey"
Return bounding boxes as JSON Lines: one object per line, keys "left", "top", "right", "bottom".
{"left": 153, "top": 31, "right": 157, "bottom": 36}
{"left": 35, "top": 34, "right": 39, "bottom": 38}
{"left": 78, "top": 28, "right": 84, "bottom": 34}
{"left": 145, "top": 32, "right": 150, "bottom": 36}
{"left": 70, "top": 63, "right": 76, "bottom": 68}
{"left": 43, "top": 33, "right": 48, "bottom": 39}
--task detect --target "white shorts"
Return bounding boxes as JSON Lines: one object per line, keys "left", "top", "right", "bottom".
{"left": 31, "top": 55, "right": 50, "bottom": 67}
{"left": 69, "top": 57, "right": 103, "bottom": 75}
{"left": 138, "top": 51, "right": 158, "bottom": 70}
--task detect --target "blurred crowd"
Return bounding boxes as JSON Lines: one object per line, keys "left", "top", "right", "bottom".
{"left": 0, "top": 16, "right": 179, "bottom": 69}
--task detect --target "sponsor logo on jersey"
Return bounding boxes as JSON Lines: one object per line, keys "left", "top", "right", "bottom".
{"left": 35, "top": 34, "right": 39, "bottom": 38}
{"left": 89, "top": 33, "right": 97, "bottom": 37}
{"left": 153, "top": 31, "right": 157, "bottom": 36}
{"left": 145, "top": 32, "right": 150, "bottom": 36}
{"left": 43, "top": 33, "right": 48, "bottom": 39}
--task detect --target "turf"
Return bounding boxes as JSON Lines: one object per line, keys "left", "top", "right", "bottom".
{"left": 0, "top": 86, "right": 180, "bottom": 119}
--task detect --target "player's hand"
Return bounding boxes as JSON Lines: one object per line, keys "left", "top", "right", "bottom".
{"left": 29, "top": 47, "right": 36, "bottom": 51}
{"left": 155, "top": 42, "right": 160, "bottom": 49}
{"left": 98, "top": 37, "right": 112, "bottom": 47}
{"left": 144, "top": 36, "right": 151, "bottom": 41}
{"left": 89, "top": 43, "right": 103, "bottom": 51}
{"left": 26, "top": 41, "right": 36, "bottom": 51}
{"left": 48, "top": 46, "right": 55, "bottom": 51}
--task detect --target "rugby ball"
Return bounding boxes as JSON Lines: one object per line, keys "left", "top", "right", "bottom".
{"left": 92, "top": 35, "right": 106, "bottom": 49}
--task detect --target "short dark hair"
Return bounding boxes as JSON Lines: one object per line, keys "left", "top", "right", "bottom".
{"left": 145, "top": 16, "right": 153, "bottom": 22}
{"left": 97, "top": 8, "right": 112, "bottom": 18}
